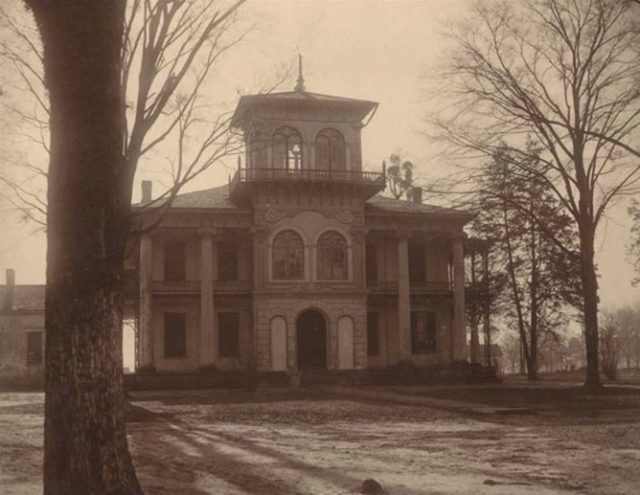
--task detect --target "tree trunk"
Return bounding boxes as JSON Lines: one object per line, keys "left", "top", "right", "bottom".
{"left": 580, "top": 221, "right": 601, "bottom": 389}
{"left": 26, "top": 1, "right": 143, "bottom": 493}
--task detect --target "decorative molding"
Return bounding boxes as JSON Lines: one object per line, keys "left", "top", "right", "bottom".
{"left": 263, "top": 206, "right": 357, "bottom": 225}
{"left": 327, "top": 209, "right": 354, "bottom": 224}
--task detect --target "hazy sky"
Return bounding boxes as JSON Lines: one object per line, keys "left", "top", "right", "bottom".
{"left": 1, "top": 0, "right": 638, "bottom": 310}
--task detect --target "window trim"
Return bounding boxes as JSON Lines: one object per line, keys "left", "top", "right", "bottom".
{"left": 315, "top": 128, "right": 346, "bottom": 171}
{"left": 410, "top": 311, "right": 437, "bottom": 355}
{"left": 272, "top": 126, "right": 303, "bottom": 171}
{"left": 218, "top": 311, "right": 241, "bottom": 358}
{"left": 163, "top": 239, "right": 186, "bottom": 281}
{"left": 164, "top": 312, "right": 187, "bottom": 358}
{"left": 26, "top": 330, "right": 44, "bottom": 366}
{"left": 316, "top": 230, "right": 349, "bottom": 281}
{"left": 271, "top": 229, "right": 305, "bottom": 281}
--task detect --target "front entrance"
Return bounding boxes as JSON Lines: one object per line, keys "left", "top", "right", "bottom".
{"left": 296, "top": 309, "right": 327, "bottom": 370}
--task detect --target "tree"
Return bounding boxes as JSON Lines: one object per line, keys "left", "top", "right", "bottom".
{"left": 600, "top": 311, "right": 622, "bottom": 379}
{"left": 386, "top": 153, "right": 414, "bottom": 199}
{"left": 21, "top": 0, "right": 247, "bottom": 492}
{"left": 435, "top": 0, "right": 640, "bottom": 388}
{"left": 630, "top": 199, "right": 640, "bottom": 286}
{"left": 472, "top": 141, "right": 580, "bottom": 379}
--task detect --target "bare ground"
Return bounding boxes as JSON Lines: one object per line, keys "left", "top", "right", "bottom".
{"left": 1, "top": 385, "right": 639, "bottom": 494}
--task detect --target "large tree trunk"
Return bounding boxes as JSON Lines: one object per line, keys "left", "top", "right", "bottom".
{"left": 580, "top": 221, "right": 601, "bottom": 389}
{"left": 26, "top": 1, "right": 143, "bottom": 493}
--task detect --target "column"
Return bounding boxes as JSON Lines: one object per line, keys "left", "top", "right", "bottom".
{"left": 352, "top": 228, "right": 367, "bottom": 289}
{"left": 397, "top": 231, "right": 411, "bottom": 361}
{"left": 452, "top": 235, "right": 467, "bottom": 362}
{"left": 470, "top": 252, "right": 481, "bottom": 364}
{"left": 482, "top": 248, "right": 492, "bottom": 367}
{"left": 200, "top": 229, "right": 216, "bottom": 366}
{"left": 138, "top": 234, "right": 153, "bottom": 370}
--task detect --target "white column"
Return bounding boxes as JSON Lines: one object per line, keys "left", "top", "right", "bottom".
{"left": 200, "top": 229, "right": 216, "bottom": 366}
{"left": 138, "top": 234, "right": 153, "bottom": 370}
{"left": 452, "top": 235, "right": 467, "bottom": 362}
{"left": 397, "top": 232, "right": 411, "bottom": 361}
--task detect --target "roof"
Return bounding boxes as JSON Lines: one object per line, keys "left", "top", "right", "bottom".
{"left": 151, "top": 184, "right": 472, "bottom": 220}
{"left": 365, "top": 195, "right": 473, "bottom": 220}
{"left": 0, "top": 285, "right": 45, "bottom": 312}
{"left": 166, "top": 184, "right": 240, "bottom": 210}
{"left": 231, "top": 90, "right": 378, "bottom": 127}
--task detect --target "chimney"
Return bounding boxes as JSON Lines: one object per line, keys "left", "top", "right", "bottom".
{"left": 411, "top": 186, "right": 423, "bottom": 204}
{"left": 4, "top": 268, "right": 15, "bottom": 311}
{"left": 141, "top": 180, "right": 152, "bottom": 203}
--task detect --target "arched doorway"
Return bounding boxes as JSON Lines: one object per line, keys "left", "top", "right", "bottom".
{"left": 296, "top": 309, "right": 327, "bottom": 370}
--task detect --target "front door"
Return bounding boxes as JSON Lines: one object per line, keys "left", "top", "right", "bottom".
{"left": 296, "top": 309, "right": 327, "bottom": 370}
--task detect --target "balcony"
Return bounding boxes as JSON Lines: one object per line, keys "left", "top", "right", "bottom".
{"left": 367, "top": 280, "right": 453, "bottom": 294}
{"left": 150, "top": 280, "right": 252, "bottom": 295}
{"left": 229, "top": 167, "right": 386, "bottom": 202}
{"left": 152, "top": 280, "right": 200, "bottom": 294}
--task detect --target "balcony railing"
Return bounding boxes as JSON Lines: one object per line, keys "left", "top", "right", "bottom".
{"left": 214, "top": 280, "right": 252, "bottom": 293}
{"left": 229, "top": 167, "right": 386, "bottom": 200}
{"left": 152, "top": 280, "right": 200, "bottom": 293}
{"left": 367, "top": 280, "right": 453, "bottom": 293}
{"left": 151, "top": 280, "right": 252, "bottom": 294}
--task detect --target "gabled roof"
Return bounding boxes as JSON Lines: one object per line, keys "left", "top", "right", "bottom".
{"left": 231, "top": 90, "right": 378, "bottom": 127}
{"left": 0, "top": 285, "right": 45, "bottom": 313}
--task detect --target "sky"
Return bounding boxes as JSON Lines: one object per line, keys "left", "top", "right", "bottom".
{"left": 1, "top": 0, "right": 639, "bottom": 310}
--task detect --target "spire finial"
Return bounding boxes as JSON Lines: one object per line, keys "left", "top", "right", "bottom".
{"left": 294, "top": 53, "right": 305, "bottom": 92}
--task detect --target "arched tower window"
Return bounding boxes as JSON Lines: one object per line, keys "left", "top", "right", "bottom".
{"left": 315, "top": 128, "right": 345, "bottom": 171}
{"left": 317, "top": 231, "right": 348, "bottom": 280}
{"left": 273, "top": 230, "right": 304, "bottom": 280}
{"left": 272, "top": 126, "right": 303, "bottom": 171}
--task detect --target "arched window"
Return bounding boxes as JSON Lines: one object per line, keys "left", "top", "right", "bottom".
{"left": 249, "top": 126, "right": 269, "bottom": 169}
{"left": 272, "top": 126, "right": 303, "bottom": 171}
{"left": 273, "top": 230, "right": 304, "bottom": 280}
{"left": 315, "top": 128, "right": 345, "bottom": 171}
{"left": 317, "top": 231, "right": 348, "bottom": 280}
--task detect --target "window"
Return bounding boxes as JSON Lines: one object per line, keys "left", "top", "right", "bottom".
{"left": 164, "top": 240, "right": 186, "bottom": 281}
{"left": 219, "top": 312, "right": 240, "bottom": 357}
{"left": 26, "top": 331, "right": 43, "bottom": 365}
{"left": 409, "top": 241, "right": 426, "bottom": 285}
{"left": 411, "top": 311, "right": 437, "bottom": 354}
{"left": 250, "top": 127, "right": 269, "bottom": 168}
{"left": 273, "top": 230, "right": 304, "bottom": 280}
{"left": 315, "top": 128, "right": 345, "bottom": 171}
{"left": 218, "top": 242, "right": 238, "bottom": 282}
{"left": 367, "top": 312, "right": 379, "bottom": 356}
{"left": 272, "top": 126, "right": 303, "bottom": 171}
{"left": 365, "top": 244, "right": 377, "bottom": 282}
{"left": 317, "top": 231, "right": 348, "bottom": 280}
{"left": 164, "top": 312, "right": 186, "bottom": 357}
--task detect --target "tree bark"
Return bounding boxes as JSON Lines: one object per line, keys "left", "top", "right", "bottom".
{"left": 580, "top": 220, "right": 601, "bottom": 389}
{"left": 25, "top": 0, "right": 143, "bottom": 493}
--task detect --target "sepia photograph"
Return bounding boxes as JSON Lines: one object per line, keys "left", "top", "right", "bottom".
{"left": 1, "top": 0, "right": 640, "bottom": 493}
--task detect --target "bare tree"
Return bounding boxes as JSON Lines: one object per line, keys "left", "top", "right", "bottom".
{"left": 2, "top": 0, "right": 257, "bottom": 226}
{"left": 19, "top": 0, "right": 248, "bottom": 492}
{"left": 434, "top": 0, "right": 640, "bottom": 388}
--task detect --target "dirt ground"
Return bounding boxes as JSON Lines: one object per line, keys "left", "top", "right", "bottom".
{"left": 1, "top": 385, "right": 639, "bottom": 495}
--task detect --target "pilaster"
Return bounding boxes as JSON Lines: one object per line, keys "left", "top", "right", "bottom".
{"left": 199, "top": 228, "right": 216, "bottom": 366}
{"left": 397, "top": 230, "right": 411, "bottom": 361}
{"left": 452, "top": 234, "right": 467, "bottom": 362}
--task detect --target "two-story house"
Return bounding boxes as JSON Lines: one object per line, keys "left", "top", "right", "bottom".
{"left": 131, "top": 75, "right": 491, "bottom": 380}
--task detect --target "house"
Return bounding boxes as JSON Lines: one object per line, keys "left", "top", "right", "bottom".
{"left": 0, "top": 269, "right": 45, "bottom": 382}
{"left": 129, "top": 72, "right": 493, "bottom": 381}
